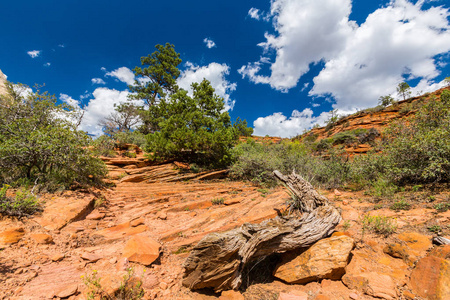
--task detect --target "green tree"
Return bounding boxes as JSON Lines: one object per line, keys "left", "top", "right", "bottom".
{"left": 145, "top": 79, "right": 238, "bottom": 167}
{"left": 0, "top": 82, "right": 107, "bottom": 190}
{"left": 378, "top": 95, "right": 395, "bottom": 107}
{"left": 396, "top": 82, "right": 411, "bottom": 101}
{"left": 233, "top": 117, "right": 253, "bottom": 137}
{"left": 129, "top": 43, "right": 182, "bottom": 134}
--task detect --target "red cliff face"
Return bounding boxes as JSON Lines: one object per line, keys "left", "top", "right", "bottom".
{"left": 298, "top": 86, "right": 450, "bottom": 156}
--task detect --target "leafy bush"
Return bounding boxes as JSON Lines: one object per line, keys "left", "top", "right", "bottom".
{"left": 211, "top": 198, "right": 224, "bottom": 205}
{"left": 0, "top": 185, "right": 42, "bottom": 217}
{"left": 379, "top": 92, "right": 450, "bottom": 184}
{"left": 361, "top": 215, "right": 397, "bottom": 236}
{"left": 230, "top": 140, "right": 350, "bottom": 188}
{"left": 91, "top": 135, "right": 117, "bottom": 157}
{"left": 0, "top": 83, "right": 107, "bottom": 191}
{"left": 390, "top": 200, "right": 411, "bottom": 211}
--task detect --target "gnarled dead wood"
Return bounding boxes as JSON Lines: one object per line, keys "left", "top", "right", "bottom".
{"left": 182, "top": 170, "right": 342, "bottom": 292}
{"left": 273, "top": 170, "right": 329, "bottom": 213}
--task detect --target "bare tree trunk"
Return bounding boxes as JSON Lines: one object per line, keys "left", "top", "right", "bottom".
{"left": 182, "top": 170, "right": 342, "bottom": 292}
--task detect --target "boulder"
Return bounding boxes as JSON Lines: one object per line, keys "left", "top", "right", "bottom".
{"left": 86, "top": 211, "right": 105, "bottom": 220}
{"left": 94, "top": 221, "right": 148, "bottom": 241}
{"left": 122, "top": 235, "right": 161, "bottom": 265}
{"left": 274, "top": 235, "right": 354, "bottom": 284}
{"left": 30, "top": 233, "right": 53, "bottom": 244}
{"left": 409, "top": 255, "right": 450, "bottom": 299}
{"left": 219, "top": 290, "right": 245, "bottom": 300}
{"left": 277, "top": 292, "right": 308, "bottom": 300}
{"left": 0, "top": 227, "right": 25, "bottom": 246}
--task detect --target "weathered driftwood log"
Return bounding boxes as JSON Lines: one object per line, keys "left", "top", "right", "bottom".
{"left": 433, "top": 236, "right": 450, "bottom": 245}
{"left": 273, "top": 170, "right": 329, "bottom": 213}
{"left": 182, "top": 170, "right": 342, "bottom": 292}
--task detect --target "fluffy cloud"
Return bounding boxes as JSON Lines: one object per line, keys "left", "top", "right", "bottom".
{"left": 242, "top": 0, "right": 450, "bottom": 111}
{"left": 77, "top": 88, "right": 136, "bottom": 136}
{"left": 248, "top": 8, "right": 261, "bottom": 20}
{"left": 311, "top": 0, "right": 450, "bottom": 110}
{"left": 178, "top": 62, "right": 237, "bottom": 111}
{"left": 105, "top": 67, "right": 135, "bottom": 85}
{"left": 27, "top": 50, "right": 41, "bottom": 58}
{"left": 91, "top": 78, "right": 106, "bottom": 85}
{"left": 203, "top": 38, "right": 216, "bottom": 49}
{"left": 253, "top": 109, "right": 330, "bottom": 137}
{"left": 253, "top": 108, "right": 356, "bottom": 138}
{"left": 60, "top": 93, "right": 80, "bottom": 107}
{"left": 240, "top": 0, "right": 354, "bottom": 92}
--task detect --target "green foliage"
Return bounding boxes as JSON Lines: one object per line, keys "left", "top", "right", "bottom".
{"left": 379, "top": 95, "right": 396, "bottom": 107}
{"left": 427, "top": 225, "right": 442, "bottom": 234}
{"left": 380, "top": 93, "right": 450, "bottom": 184}
{"left": 0, "top": 185, "right": 42, "bottom": 217}
{"left": 397, "top": 82, "right": 411, "bottom": 100}
{"left": 390, "top": 200, "right": 411, "bottom": 211}
{"left": 83, "top": 268, "right": 144, "bottom": 300}
{"left": 433, "top": 202, "right": 450, "bottom": 212}
{"left": 129, "top": 43, "right": 182, "bottom": 134}
{"left": 211, "top": 197, "right": 224, "bottom": 205}
{"left": 0, "top": 83, "right": 107, "bottom": 191}
{"left": 145, "top": 79, "right": 239, "bottom": 167}
{"left": 230, "top": 140, "right": 350, "bottom": 188}
{"left": 361, "top": 215, "right": 397, "bottom": 236}
{"left": 91, "top": 135, "right": 117, "bottom": 157}
{"left": 233, "top": 117, "right": 253, "bottom": 137}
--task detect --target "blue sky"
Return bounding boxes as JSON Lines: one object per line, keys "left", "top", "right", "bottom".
{"left": 1, "top": 0, "right": 449, "bottom": 137}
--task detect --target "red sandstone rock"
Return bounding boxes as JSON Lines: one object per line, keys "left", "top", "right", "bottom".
{"left": 274, "top": 235, "right": 354, "bottom": 284}
{"left": 30, "top": 233, "right": 54, "bottom": 244}
{"left": 0, "top": 227, "right": 25, "bottom": 246}
{"left": 409, "top": 255, "right": 450, "bottom": 299}
{"left": 277, "top": 292, "right": 307, "bottom": 300}
{"left": 122, "top": 235, "right": 160, "bottom": 265}
{"left": 219, "top": 290, "right": 245, "bottom": 300}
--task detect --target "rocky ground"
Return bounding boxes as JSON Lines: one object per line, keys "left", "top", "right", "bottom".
{"left": 0, "top": 154, "right": 449, "bottom": 300}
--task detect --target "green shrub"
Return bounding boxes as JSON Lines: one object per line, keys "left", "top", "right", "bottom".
{"left": 0, "top": 185, "right": 42, "bottom": 217}
{"left": 91, "top": 135, "right": 117, "bottom": 157}
{"left": 230, "top": 140, "right": 349, "bottom": 188}
{"left": 0, "top": 83, "right": 107, "bottom": 191}
{"left": 211, "top": 198, "right": 224, "bottom": 205}
{"left": 390, "top": 200, "right": 411, "bottom": 211}
{"left": 362, "top": 215, "right": 397, "bottom": 236}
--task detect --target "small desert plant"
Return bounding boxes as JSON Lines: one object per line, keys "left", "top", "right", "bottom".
{"left": 342, "top": 220, "right": 351, "bottom": 231}
{"left": 211, "top": 198, "right": 224, "bottom": 205}
{"left": 83, "top": 268, "right": 144, "bottom": 300}
{"left": 390, "top": 200, "right": 411, "bottom": 211}
{"left": 433, "top": 202, "right": 450, "bottom": 212}
{"left": 361, "top": 214, "right": 397, "bottom": 237}
{"left": 0, "top": 185, "right": 42, "bottom": 217}
{"left": 427, "top": 225, "right": 442, "bottom": 234}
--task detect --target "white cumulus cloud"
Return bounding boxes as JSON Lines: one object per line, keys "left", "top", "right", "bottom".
{"left": 105, "top": 67, "right": 135, "bottom": 85}
{"left": 253, "top": 109, "right": 329, "bottom": 137}
{"left": 91, "top": 78, "right": 106, "bottom": 85}
{"left": 253, "top": 108, "right": 356, "bottom": 138}
{"left": 248, "top": 8, "right": 261, "bottom": 20}
{"left": 178, "top": 62, "right": 237, "bottom": 111}
{"left": 60, "top": 93, "right": 80, "bottom": 107}
{"left": 27, "top": 50, "right": 41, "bottom": 58}
{"left": 241, "top": 0, "right": 450, "bottom": 111}
{"left": 78, "top": 88, "right": 143, "bottom": 136}
{"left": 203, "top": 38, "right": 216, "bottom": 49}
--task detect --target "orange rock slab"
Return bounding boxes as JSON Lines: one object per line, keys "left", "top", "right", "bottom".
{"left": 122, "top": 235, "right": 160, "bottom": 266}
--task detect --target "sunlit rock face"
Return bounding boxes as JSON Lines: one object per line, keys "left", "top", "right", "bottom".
{"left": 0, "top": 69, "right": 7, "bottom": 96}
